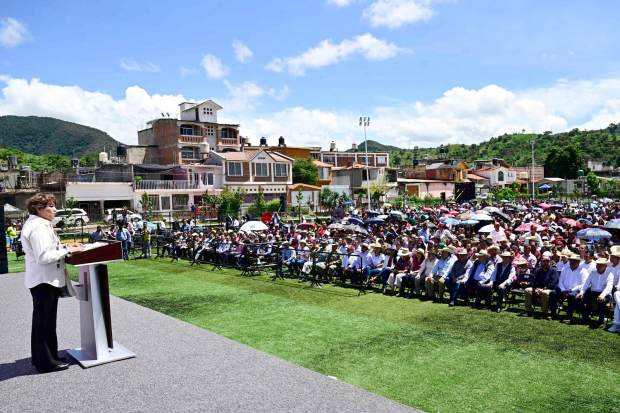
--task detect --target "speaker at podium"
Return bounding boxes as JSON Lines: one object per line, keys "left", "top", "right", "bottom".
{"left": 65, "top": 240, "right": 136, "bottom": 368}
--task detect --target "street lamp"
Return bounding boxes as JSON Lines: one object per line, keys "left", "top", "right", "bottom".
{"left": 530, "top": 138, "right": 536, "bottom": 201}
{"left": 359, "top": 117, "right": 371, "bottom": 209}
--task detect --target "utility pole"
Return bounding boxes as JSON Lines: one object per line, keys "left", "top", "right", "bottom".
{"left": 531, "top": 138, "right": 536, "bottom": 201}
{"left": 359, "top": 117, "right": 371, "bottom": 209}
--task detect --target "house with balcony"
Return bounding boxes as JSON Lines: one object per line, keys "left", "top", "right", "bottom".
{"left": 313, "top": 160, "right": 332, "bottom": 186}
{"left": 205, "top": 149, "right": 293, "bottom": 203}
{"left": 319, "top": 142, "right": 389, "bottom": 168}
{"left": 135, "top": 100, "right": 241, "bottom": 166}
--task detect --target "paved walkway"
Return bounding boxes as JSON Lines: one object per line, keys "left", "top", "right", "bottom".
{"left": 0, "top": 272, "right": 418, "bottom": 412}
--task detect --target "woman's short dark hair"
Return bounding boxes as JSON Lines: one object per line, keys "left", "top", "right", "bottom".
{"left": 26, "top": 193, "right": 57, "bottom": 215}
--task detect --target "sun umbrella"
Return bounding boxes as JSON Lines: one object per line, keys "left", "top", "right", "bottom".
{"left": 345, "top": 224, "right": 368, "bottom": 235}
{"left": 377, "top": 215, "right": 389, "bottom": 220}
{"left": 514, "top": 223, "right": 545, "bottom": 232}
{"left": 577, "top": 218, "right": 593, "bottom": 225}
{"left": 239, "top": 221, "right": 269, "bottom": 232}
{"left": 439, "top": 206, "right": 449, "bottom": 212}
{"left": 590, "top": 202, "right": 598, "bottom": 207}
{"left": 383, "top": 203, "right": 392, "bottom": 207}
{"left": 516, "top": 205, "right": 528, "bottom": 211}
{"left": 327, "top": 223, "right": 344, "bottom": 230}
{"left": 559, "top": 218, "right": 582, "bottom": 228}
{"left": 484, "top": 206, "right": 501, "bottom": 213}
{"left": 475, "top": 210, "right": 491, "bottom": 215}
{"left": 532, "top": 207, "right": 544, "bottom": 213}
{"left": 478, "top": 224, "right": 495, "bottom": 233}
{"left": 331, "top": 208, "right": 346, "bottom": 219}
{"left": 456, "top": 212, "right": 475, "bottom": 221}
{"left": 549, "top": 204, "right": 564, "bottom": 210}
{"left": 538, "top": 203, "right": 551, "bottom": 209}
{"left": 390, "top": 210, "right": 405, "bottom": 216}
{"left": 576, "top": 228, "right": 611, "bottom": 240}
{"left": 426, "top": 222, "right": 437, "bottom": 228}
{"left": 471, "top": 213, "right": 493, "bottom": 221}
{"left": 491, "top": 211, "right": 511, "bottom": 223}
{"left": 422, "top": 207, "right": 433, "bottom": 213}
{"left": 296, "top": 223, "right": 316, "bottom": 230}
{"left": 348, "top": 217, "right": 364, "bottom": 226}
{"left": 366, "top": 210, "right": 381, "bottom": 216}
{"left": 460, "top": 219, "right": 480, "bottom": 226}
{"left": 440, "top": 217, "right": 460, "bottom": 226}
{"left": 603, "top": 221, "right": 620, "bottom": 230}
{"left": 261, "top": 212, "right": 273, "bottom": 223}
{"left": 366, "top": 217, "right": 385, "bottom": 225}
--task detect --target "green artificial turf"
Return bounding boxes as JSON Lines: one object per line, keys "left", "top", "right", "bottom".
{"left": 67, "top": 260, "right": 620, "bottom": 413}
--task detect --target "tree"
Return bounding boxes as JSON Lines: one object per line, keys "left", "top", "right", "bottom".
{"left": 369, "top": 178, "right": 389, "bottom": 201}
{"left": 79, "top": 152, "right": 100, "bottom": 167}
{"left": 544, "top": 144, "right": 585, "bottom": 179}
{"left": 585, "top": 172, "right": 601, "bottom": 196}
{"left": 292, "top": 157, "right": 318, "bottom": 186}
{"left": 139, "top": 192, "right": 153, "bottom": 221}
{"left": 217, "top": 187, "right": 246, "bottom": 219}
{"left": 247, "top": 191, "right": 266, "bottom": 217}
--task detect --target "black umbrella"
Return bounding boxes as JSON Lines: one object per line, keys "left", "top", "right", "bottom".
{"left": 491, "top": 211, "right": 511, "bottom": 224}
{"left": 331, "top": 208, "right": 346, "bottom": 219}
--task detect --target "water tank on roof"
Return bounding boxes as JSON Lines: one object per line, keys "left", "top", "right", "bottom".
{"left": 199, "top": 143, "right": 210, "bottom": 154}
{"left": 330, "top": 141, "right": 337, "bottom": 151}
{"left": 260, "top": 137, "right": 267, "bottom": 146}
{"left": 70, "top": 158, "right": 79, "bottom": 168}
{"left": 278, "top": 136, "right": 286, "bottom": 147}
{"left": 7, "top": 155, "right": 17, "bottom": 167}
{"left": 99, "top": 152, "right": 108, "bottom": 162}
{"left": 116, "top": 144, "right": 127, "bottom": 157}
{"left": 578, "top": 169, "right": 585, "bottom": 177}
{"left": 492, "top": 158, "right": 498, "bottom": 166}
{"left": 351, "top": 143, "right": 358, "bottom": 152}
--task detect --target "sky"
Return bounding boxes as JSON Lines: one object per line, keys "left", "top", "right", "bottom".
{"left": 1, "top": 0, "right": 620, "bottom": 150}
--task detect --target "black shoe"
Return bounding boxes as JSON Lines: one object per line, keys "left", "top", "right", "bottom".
{"left": 449, "top": 301, "right": 455, "bottom": 307}
{"left": 39, "top": 363, "right": 70, "bottom": 373}
{"left": 55, "top": 357, "right": 67, "bottom": 363}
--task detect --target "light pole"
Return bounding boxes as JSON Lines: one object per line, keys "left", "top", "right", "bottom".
{"left": 530, "top": 138, "right": 536, "bottom": 201}
{"left": 359, "top": 117, "right": 371, "bottom": 209}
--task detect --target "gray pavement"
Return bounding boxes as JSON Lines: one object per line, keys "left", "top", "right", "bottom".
{"left": 0, "top": 272, "right": 418, "bottom": 413}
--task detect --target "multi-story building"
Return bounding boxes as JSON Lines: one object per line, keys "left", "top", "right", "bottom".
{"left": 319, "top": 142, "right": 389, "bottom": 168}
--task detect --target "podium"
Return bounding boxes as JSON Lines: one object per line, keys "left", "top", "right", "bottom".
{"left": 65, "top": 240, "right": 136, "bottom": 368}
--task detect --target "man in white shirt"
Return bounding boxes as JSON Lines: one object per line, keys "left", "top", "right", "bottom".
{"left": 579, "top": 250, "right": 596, "bottom": 274}
{"left": 489, "top": 222, "right": 505, "bottom": 244}
{"left": 576, "top": 257, "right": 614, "bottom": 328}
{"left": 555, "top": 250, "right": 570, "bottom": 273}
{"left": 341, "top": 245, "right": 361, "bottom": 284}
{"left": 520, "top": 226, "right": 542, "bottom": 247}
{"left": 554, "top": 254, "right": 588, "bottom": 323}
{"left": 363, "top": 243, "right": 384, "bottom": 285}
{"left": 610, "top": 252, "right": 620, "bottom": 333}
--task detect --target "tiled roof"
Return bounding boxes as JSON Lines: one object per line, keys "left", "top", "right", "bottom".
{"left": 467, "top": 173, "right": 488, "bottom": 180}
{"left": 221, "top": 151, "right": 257, "bottom": 161}
{"left": 313, "top": 160, "right": 332, "bottom": 167}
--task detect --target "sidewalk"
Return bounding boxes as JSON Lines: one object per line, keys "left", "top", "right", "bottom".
{"left": 0, "top": 272, "right": 419, "bottom": 413}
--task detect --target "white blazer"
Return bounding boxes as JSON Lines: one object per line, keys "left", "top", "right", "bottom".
{"left": 22, "top": 214, "right": 69, "bottom": 289}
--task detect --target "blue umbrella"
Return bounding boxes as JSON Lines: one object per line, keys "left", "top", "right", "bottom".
{"left": 577, "top": 218, "right": 593, "bottom": 225}
{"left": 590, "top": 202, "right": 598, "bottom": 208}
{"left": 366, "top": 217, "right": 385, "bottom": 225}
{"left": 603, "top": 221, "right": 620, "bottom": 230}
{"left": 440, "top": 217, "right": 460, "bottom": 226}
{"left": 532, "top": 207, "right": 544, "bottom": 213}
{"left": 576, "top": 228, "right": 612, "bottom": 240}
{"left": 366, "top": 210, "right": 381, "bottom": 216}
{"left": 460, "top": 219, "right": 480, "bottom": 226}
{"left": 389, "top": 210, "right": 405, "bottom": 216}
{"left": 348, "top": 217, "right": 364, "bottom": 226}
{"left": 471, "top": 213, "right": 493, "bottom": 221}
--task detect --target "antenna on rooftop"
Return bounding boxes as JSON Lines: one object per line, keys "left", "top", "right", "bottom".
{"left": 161, "top": 113, "right": 165, "bottom": 117}
{"left": 166, "top": 112, "right": 170, "bottom": 117}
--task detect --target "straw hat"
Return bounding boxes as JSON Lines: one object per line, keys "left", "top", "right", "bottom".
{"left": 515, "top": 257, "right": 528, "bottom": 265}
{"left": 499, "top": 251, "right": 512, "bottom": 258}
{"left": 398, "top": 248, "right": 411, "bottom": 257}
{"left": 458, "top": 248, "right": 469, "bottom": 255}
{"left": 594, "top": 257, "right": 610, "bottom": 265}
{"left": 488, "top": 245, "right": 500, "bottom": 252}
{"left": 476, "top": 249, "right": 489, "bottom": 257}
{"left": 439, "top": 247, "right": 453, "bottom": 254}
{"left": 568, "top": 254, "right": 582, "bottom": 261}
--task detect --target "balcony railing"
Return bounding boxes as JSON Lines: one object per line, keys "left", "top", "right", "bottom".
{"left": 219, "top": 139, "right": 238, "bottom": 146}
{"left": 135, "top": 180, "right": 200, "bottom": 190}
{"left": 180, "top": 136, "right": 204, "bottom": 143}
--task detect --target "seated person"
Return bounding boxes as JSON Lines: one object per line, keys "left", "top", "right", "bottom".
{"left": 279, "top": 241, "right": 296, "bottom": 276}
{"left": 387, "top": 248, "right": 412, "bottom": 297}
{"left": 425, "top": 247, "right": 455, "bottom": 301}
{"left": 444, "top": 248, "right": 472, "bottom": 301}
{"left": 521, "top": 255, "right": 559, "bottom": 318}
{"left": 576, "top": 257, "right": 614, "bottom": 328}
{"left": 553, "top": 254, "right": 587, "bottom": 323}
{"left": 477, "top": 251, "right": 515, "bottom": 312}
{"left": 450, "top": 250, "right": 494, "bottom": 307}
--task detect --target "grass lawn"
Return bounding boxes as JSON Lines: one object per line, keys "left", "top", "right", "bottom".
{"left": 66, "top": 259, "right": 620, "bottom": 413}
{"left": 6, "top": 251, "right": 26, "bottom": 274}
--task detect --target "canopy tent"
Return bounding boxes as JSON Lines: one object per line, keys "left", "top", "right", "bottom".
{"left": 4, "top": 204, "right": 22, "bottom": 213}
{"left": 538, "top": 184, "right": 551, "bottom": 190}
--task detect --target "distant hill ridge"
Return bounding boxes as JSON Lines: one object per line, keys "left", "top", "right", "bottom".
{"left": 0, "top": 115, "right": 120, "bottom": 158}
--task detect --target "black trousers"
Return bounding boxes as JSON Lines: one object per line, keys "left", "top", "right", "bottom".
{"left": 30, "top": 283, "right": 62, "bottom": 372}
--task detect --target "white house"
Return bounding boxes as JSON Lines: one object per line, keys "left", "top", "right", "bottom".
{"left": 472, "top": 166, "right": 517, "bottom": 187}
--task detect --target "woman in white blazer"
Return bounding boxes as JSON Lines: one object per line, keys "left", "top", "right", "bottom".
{"left": 22, "top": 194, "right": 83, "bottom": 373}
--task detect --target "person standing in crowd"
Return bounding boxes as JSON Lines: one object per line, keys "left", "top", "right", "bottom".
{"left": 141, "top": 222, "right": 152, "bottom": 258}
{"left": 92, "top": 225, "right": 105, "bottom": 241}
{"left": 116, "top": 220, "right": 132, "bottom": 260}
{"left": 7, "top": 221, "right": 17, "bottom": 251}
{"left": 22, "top": 193, "right": 83, "bottom": 373}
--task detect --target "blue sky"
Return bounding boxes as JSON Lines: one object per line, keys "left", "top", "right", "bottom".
{"left": 1, "top": 0, "right": 620, "bottom": 149}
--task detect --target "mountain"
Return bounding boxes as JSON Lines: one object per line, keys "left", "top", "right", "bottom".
{"left": 361, "top": 126, "right": 620, "bottom": 168}
{"left": 355, "top": 140, "right": 403, "bottom": 152}
{"left": 0, "top": 116, "right": 120, "bottom": 158}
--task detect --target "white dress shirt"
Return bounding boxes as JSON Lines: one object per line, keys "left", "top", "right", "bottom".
{"left": 343, "top": 254, "right": 361, "bottom": 270}
{"left": 22, "top": 214, "right": 69, "bottom": 289}
{"left": 359, "top": 250, "right": 372, "bottom": 268}
{"left": 556, "top": 259, "right": 569, "bottom": 273}
{"left": 609, "top": 264, "right": 620, "bottom": 286}
{"left": 490, "top": 228, "right": 505, "bottom": 243}
{"left": 558, "top": 266, "right": 587, "bottom": 292}
{"left": 369, "top": 251, "right": 385, "bottom": 268}
{"left": 418, "top": 257, "right": 437, "bottom": 278}
{"left": 580, "top": 268, "right": 613, "bottom": 296}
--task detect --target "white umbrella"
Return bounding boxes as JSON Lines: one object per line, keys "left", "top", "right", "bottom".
{"left": 239, "top": 221, "right": 268, "bottom": 232}
{"left": 484, "top": 207, "right": 501, "bottom": 213}
{"left": 383, "top": 203, "right": 392, "bottom": 207}
{"left": 478, "top": 224, "right": 495, "bottom": 233}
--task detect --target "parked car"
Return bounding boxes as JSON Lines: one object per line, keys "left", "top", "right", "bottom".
{"left": 104, "top": 208, "right": 142, "bottom": 223}
{"left": 135, "top": 220, "right": 157, "bottom": 232}
{"left": 52, "top": 208, "right": 90, "bottom": 227}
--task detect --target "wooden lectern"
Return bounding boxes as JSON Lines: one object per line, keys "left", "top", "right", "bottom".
{"left": 66, "top": 240, "right": 136, "bottom": 368}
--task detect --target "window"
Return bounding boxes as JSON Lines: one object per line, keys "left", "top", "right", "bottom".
{"left": 361, "top": 156, "right": 370, "bottom": 164}
{"left": 203, "top": 107, "right": 213, "bottom": 115}
{"left": 324, "top": 156, "right": 334, "bottom": 163}
{"left": 160, "top": 196, "right": 170, "bottom": 211}
{"left": 256, "top": 163, "right": 269, "bottom": 177}
{"left": 275, "top": 164, "right": 288, "bottom": 177}
{"left": 149, "top": 195, "right": 160, "bottom": 210}
{"left": 228, "top": 162, "right": 242, "bottom": 176}
{"left": 498, "top": 171, "right": 505, "bottom": 181}
{"left": 202, "top": 173, "right": 214, "bottom": 186}
{"left": 181, "top": 147, "right": 197, "bottom": 159}
{"left": 221, "top": 129, "right": 229, "bottom": 139}
{"left": 320, "top": 167, "right": 329, "bottom": 180}
{"left": 377, "top": 156, "right": 386, "bottom": 164}
{"left": 206, "top": 126, "right": 214, "bottom": 136}
{"left": 181, "top": 126, "right": 193, "bottom": 136}
{"left": 311, "top": 153, "right": 319, "bottom": 160}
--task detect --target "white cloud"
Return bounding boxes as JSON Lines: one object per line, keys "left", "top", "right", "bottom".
{"left": 120, "top": 58, "right": 161, "bottom": 73}
{"left": 363, "top": 0, "right": 434, "bottom": 29}
{"left": 327, "top": 0, "right": 357, "bottom": 6}
{"left": 268, "top": 86, "right": 291, "bottom": 101}
{"left": 265, "top": 33, "right": 411, "bottom": 76}
{"left": 221, "top": 80, "right": 266, "bottom": 111}
{"left": 200, "top": 54, "right": 229, "bottom": 79}
{"left": 179, "top": 65, "right": 197, "bottom": 76}
{"left": 0, "top": 76, "right": 185, "bottom": 144}
{"left": 0, "top": 17, "right": 33, "bottom": 48}
{"left": 575, "top": 99, "right": 620, "bottom": 131}
{"left": 232, "top": 40, "right": 253, "bottom": 63}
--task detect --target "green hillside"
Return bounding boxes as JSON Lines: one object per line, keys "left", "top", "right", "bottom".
{"left": 363, "top": 126, "right": 620, "bottom": 168}
{"left": 0, "top": 115, "right": 120, "bottom": 158}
